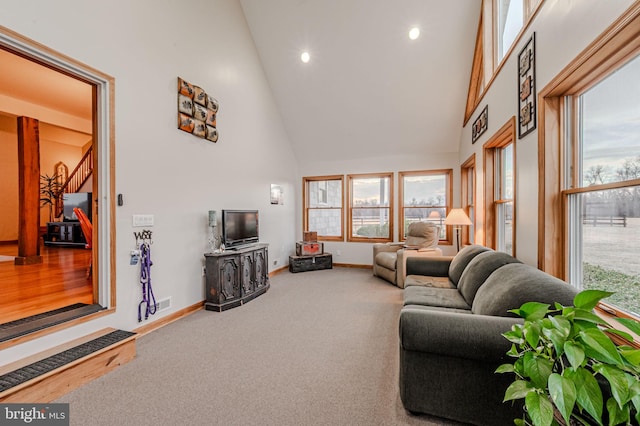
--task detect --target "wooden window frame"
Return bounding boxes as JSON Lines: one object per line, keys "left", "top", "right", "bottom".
{"left": 538, "top": 3, "right": 640, "bottom": 325}
{"left": 347, "top": 172, "right": 394, "bottom": 243}
{"left": 398, "top": 169, "right": 453, "bottom": 245}
{"left": 302, "top": 175, "right": 344, "bottom": 242}
{"left": 483, "top": 117, "right": 517, "bottom": 255}
{"left": 465, "top": 0, "right": 544, "bottom": 125}
{"left": 461, "top": 155, "right": 476, "bottom": 246}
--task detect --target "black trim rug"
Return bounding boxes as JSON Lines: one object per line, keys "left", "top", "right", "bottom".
{"left": 0, "top": 303, "right": 104, "bottom": 343}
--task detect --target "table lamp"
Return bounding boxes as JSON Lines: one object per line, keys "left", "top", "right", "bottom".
{"left": 444, "top": 208, "right": 472, "bottom": 253}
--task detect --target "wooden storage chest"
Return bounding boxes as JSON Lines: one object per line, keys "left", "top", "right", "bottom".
{"left": 289, "top": 253, "right": 332, "bottom": 273}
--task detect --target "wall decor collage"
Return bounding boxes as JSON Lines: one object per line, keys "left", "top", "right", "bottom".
{"left": 470, "top": 32, "right": 537, "bottom": 144}
{"left": 472, "top": 105, "right": 488, "bottom": 144}
{"left": 517, "top": 32, "right": 536, "bottom": 138}
{"left": 177, "top": 77, "right": 219, "bottom": 142}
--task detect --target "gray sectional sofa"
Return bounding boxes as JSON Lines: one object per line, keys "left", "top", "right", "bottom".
{"left": 398, "top": 245, "right": 578, "bottom": 426}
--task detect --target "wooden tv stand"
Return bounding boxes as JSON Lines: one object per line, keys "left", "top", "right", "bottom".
{"left": 203, "top": 243, "right": 269, "bottom": 311}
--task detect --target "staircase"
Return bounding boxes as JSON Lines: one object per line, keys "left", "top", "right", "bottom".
{"left": 54, "top": 146, "right": 93, "bottom": 218}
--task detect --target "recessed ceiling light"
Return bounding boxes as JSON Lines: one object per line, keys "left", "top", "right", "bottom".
{"left": 409, "top": 27, "right": 420, "bottom": 40}
{"left": 301, "top": 51, "right": 310, "bottom": 63}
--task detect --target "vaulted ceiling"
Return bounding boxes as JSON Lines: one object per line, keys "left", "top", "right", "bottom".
{"left": 240, "top": 0, "right": 481, "bottom": 163}
{"left": 1, "top": 1, "right": 481, "bottom": 159}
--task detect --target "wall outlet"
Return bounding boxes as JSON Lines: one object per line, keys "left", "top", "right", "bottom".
{"left": 273, "top": 260, "right": 278, "bottom": 266}
{"left": 336, "top": 250, "right": 341, "bottom": 256}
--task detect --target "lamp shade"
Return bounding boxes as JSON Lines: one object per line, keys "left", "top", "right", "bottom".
{"left": 428, "top": 211, "right": 441, "bottom": 219}
{"left": 444, "top": 208, "right": 472, "bottom": 226}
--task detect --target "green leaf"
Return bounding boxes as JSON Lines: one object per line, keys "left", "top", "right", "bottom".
{"left": 525, "top": 321, "right": 542, "bottom": 348}
{"left": 515, "top": 302, "right": 551, "bottom": 321}
{"left": 615, "top": 317, "right": 640, "bottom": 338}
{"left": 525, "top": 392, "right": 554, "bottom": 426}
{"left": 565, "top": 367, "right": 604, "bottom": 425}
{"left": 549, "top": 316, "right": 572, "bottom": 338}
{"left": 564, "top": 341, "right": 585, "bottom": 369}
{"left": 606, "top": 396, "right": 629, "bottom": 426}
{"left": 574, "top": 290, "right": 614, "bottom": 311}
{"left": 504, "top": 330, "right": 525, "bottom": 345}
{"left": 496, "top": 363, "right": 515, "bottom": 374}
{"left": 605, "top": 328, "right": 635, "bottom": 344}
{"left": 504, "top": 380, "right": 534, "bottom": 402}
{"left": 594, "top": 364, "right": 630, "bottom": 409}
{"left": 524, "top": 353, "right": 553, "bottom": 389}
{"left": 620, "top": 348, "right": 640, "bottom": 367}
{"left": 548, "top": 373, "right": 577, "bottom": 425}
{"left": 573, "top": 308, "right": 612, "bottom": 326}
{"left": 543, "top": 327, "right": 568, "bottom": 355}
{"left": 579, "top": 328, "right": 624, "bottom": 366}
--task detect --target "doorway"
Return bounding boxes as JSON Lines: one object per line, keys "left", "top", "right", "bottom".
{"left": 0, "top": 26, "right": 115, "bottom": 344}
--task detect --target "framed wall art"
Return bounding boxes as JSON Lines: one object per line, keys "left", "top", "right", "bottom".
{"left": 177, "top": 77, "right": 219, "bottom": 142}
{"left": 518, "top": 33, "right": 536, "bottom": 138}
{"left": 472, "top": 105, "right": 488, "bottom": 144}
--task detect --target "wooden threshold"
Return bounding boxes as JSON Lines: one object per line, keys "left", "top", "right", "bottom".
{"left": 0, "top": 328, "right": 136, "bottom": 403}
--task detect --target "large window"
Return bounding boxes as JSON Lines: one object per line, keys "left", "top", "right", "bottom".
{"left": 399, "top": 170, "right": 452, "bottom": 243}
{"left": 347, "top": 173, "right": 393, "bottom": 243}
{"left": 539, "top": 5, "right": 640, "bottom": 321}
{"left": 484, "top": 117, "right": 516, "bottom": 255}
{"left": 496, "top": 0, "right": 524, "bottom": 62}
{"left": 461, "top": 155, "right": 476, "bottom": 245}
{"left": 303, "top": 175, "right": 343, "bottom": 241}
{"left": 565, "top": 54, "right": 640, "bottom": 316}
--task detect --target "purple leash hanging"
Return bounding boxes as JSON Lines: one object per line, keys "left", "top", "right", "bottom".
{"left": 138, "top": 241, "right": 157, "bottom": 322}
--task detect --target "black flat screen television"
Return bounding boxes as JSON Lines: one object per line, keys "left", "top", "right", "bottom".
{"left": 63, "top": 192, "right": 92, "bottom": 222}
{"left": 222, "top": 209, "right": 259, "bottom": 248}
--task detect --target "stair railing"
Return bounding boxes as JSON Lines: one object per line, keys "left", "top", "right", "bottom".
{"left": 54, "top": 146, "right": 93, "bottom": 218}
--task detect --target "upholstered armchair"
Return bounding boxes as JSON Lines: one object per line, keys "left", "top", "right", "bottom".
{"left": 372, "top": 222, "right": 442, "bottom": 288}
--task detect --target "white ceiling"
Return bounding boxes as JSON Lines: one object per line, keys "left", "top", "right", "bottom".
{"left": 240, "top": 0, "right": 481, "bottom": 163}
{"left": 0, "top": 47, "right": 92, "bottom": 147}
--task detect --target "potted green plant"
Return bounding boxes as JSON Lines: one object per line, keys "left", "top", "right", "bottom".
{"left": 497, "top": 290, "right": 640, "bottom": 426}
{"left": 40, "top": 173, "right": 61, "bottom": 222}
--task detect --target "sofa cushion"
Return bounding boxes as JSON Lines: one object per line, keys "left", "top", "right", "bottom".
{"left": 447, "top": 245, "right": 492, "bottom": 286}
{"left": 457, "top": 251, "right": 522, "bottom": 306}
{"left": 472, "top": 263, "right": 578, "bottom": 317}
{"left": 404, "top": 221, "right": 439, "bottom": 249}
{"left": 374, "top": 251, "right": 397, "bottom": 270}
{"left": 404, "top": 286, "right": 471, "bottom": 310}
{"left": 404, "top": 275, "right": 454, "bottom": 288}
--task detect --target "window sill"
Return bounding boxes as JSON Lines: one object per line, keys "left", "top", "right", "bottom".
{"left": 596, "top": 303, "right": 640, "bottom": 349}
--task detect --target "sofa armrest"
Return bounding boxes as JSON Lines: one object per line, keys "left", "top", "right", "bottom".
{"left": 399, "top": 308, "right": 522, "bottom": 361}
{"left": 405, "top": 256, "right": 453, "bottom": 277}
{"left": 396, "top": 248, "right": 443, "bottom": 288}
{"left": 373, "top": 243, "right": 403, "bottom": 257}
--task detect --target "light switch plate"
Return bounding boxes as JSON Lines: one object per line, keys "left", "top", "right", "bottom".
{"left": 133, "top": 214, "right": 154, "bottom": 227}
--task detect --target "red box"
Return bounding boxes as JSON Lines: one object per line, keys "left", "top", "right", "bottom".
{"left": 296, "top": 241, "right": 323, "bottom": 256}
{"left": 303, "top": 231, "right": 318, "bottom": 242}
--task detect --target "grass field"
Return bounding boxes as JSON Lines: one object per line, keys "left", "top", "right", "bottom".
{"left": 582, "top": 217, "right": 640, "bottom": 315}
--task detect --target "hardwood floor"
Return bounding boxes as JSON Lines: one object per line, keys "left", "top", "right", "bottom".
{"left": 0, "top": 243, "right": 93, "bottom": 325}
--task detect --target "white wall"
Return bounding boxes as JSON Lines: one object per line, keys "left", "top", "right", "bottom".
{"left": 0, "top": 0, "right": 298, "bottom": 363}
{"left": 459, "top": 0, "right": 635, "bottom": 267}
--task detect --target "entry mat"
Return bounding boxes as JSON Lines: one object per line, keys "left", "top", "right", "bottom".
{"left": 0, "top": 303, "right": 104, "bottom": 343}
{"left": 0, "top": 329, "right": 135, "bottom": 392}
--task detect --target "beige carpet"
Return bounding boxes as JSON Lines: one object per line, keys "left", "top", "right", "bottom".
{"left": 57, "top": 267, "right": 466, "bottom": 426}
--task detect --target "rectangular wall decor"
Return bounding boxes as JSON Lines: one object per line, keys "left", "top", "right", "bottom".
{"left": 518, "top": 33, "right": 536, "bottom": 138}
{"left": 472, "top": 105, "right": 488, "bottom": 144}
{"left": 177, "top": 77, "right": 219, "bottom": 142}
